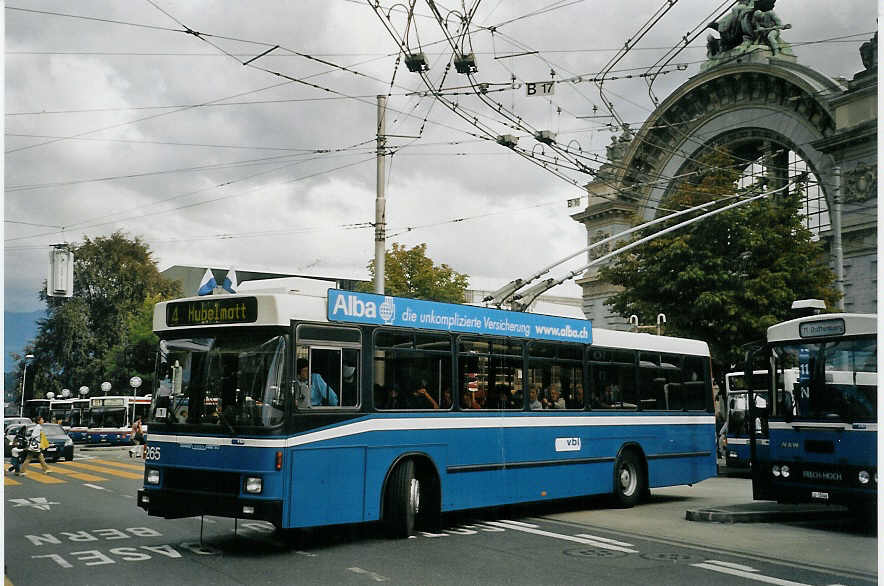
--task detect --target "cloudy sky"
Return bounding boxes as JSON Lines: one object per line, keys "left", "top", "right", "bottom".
{"left": 4, "top": 0, "right": 878, "bottom": 312}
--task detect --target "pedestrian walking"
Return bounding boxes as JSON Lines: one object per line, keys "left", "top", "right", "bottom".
{"left": 129, "top": 417, "right": 145, "bottom": 458}
{"left": 20, "top": 416, "right": 51, "bottom": 475}
{"left": 7, "top": 426, "right": 28, "bottom": 475}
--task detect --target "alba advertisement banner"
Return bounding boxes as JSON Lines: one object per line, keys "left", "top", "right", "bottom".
{"left": 327, "top": 289, "right": 591, "bottom": 344}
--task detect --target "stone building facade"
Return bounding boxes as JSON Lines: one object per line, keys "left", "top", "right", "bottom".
{"left": 572, "top": 23, "right": 877, "bottom": 328}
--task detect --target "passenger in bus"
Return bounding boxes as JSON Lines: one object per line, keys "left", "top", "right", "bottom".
{"left": 528, "top": 385, "right": 542, "bottom": 410}
{"left": 381, "top": 386, "right": 404, "bottom": 409}
{"left": 492, "top": 385, "right": 512, "bottom": 409}
{"left": 461, "top": 390, "right": 481, "bottom": 410}
{"left": 406, "top": 380, "right": 439, "bottom": 409}
{"left": 597, "top": 383, "right": 620, "bottom": 408}
{"left": 296, "top": 358, "right": 339, "bottom": 407}
{"left": 543, "top": 384, "right": 566, "bottom": 409}
{"left": 567, "top": 383, "right": 584, "bottom": 409}
{"left": 440, "top": 388, "right": 453, "bottom": 409}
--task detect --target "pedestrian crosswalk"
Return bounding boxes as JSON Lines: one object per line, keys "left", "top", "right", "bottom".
{"left": 4, "top": 458, "right": 144, "bottom": 486}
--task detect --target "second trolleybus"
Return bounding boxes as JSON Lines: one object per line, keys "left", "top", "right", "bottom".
{"left": 138, "top": 289, "right": 717, "bottom": 535}
{"left": 747, "top": 309, "right": 877, "bottom": 513}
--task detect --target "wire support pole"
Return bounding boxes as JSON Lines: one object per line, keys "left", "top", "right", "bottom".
{"left": 831, "top": 165, "right": 845, "bottom": 310}
{"left": 374, "top": 94, "right": 387, "bottom": 295}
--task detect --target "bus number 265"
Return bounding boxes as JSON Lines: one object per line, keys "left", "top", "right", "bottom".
{"left": 144, "top": 446, "right": 161, "bottom": 461}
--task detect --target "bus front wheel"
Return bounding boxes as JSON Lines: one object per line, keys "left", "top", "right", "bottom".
{"left": 613, "top": 450, "right": 645, "bottom": 508}
{"left": 386, "top": 460, "right": 420, "bottom": 538}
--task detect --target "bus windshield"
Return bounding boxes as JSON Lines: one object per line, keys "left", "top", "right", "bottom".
{"left": 151, "top": 333, "right": 287, "bottom": 430}
{"left": 772, "top": 336, "right": 877, "bottom": 422}
{"left": 90, "top": 408, "right": 127, "bottom": 428}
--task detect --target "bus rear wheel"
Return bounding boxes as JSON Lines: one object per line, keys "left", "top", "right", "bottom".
{"left": 386, "top": 460, "right": 420, "bottom": 538}
{"left": 613, "top": 450, "right": 645, "bottom": 508}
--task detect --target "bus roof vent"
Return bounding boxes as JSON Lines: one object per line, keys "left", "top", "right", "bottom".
{"left": 791, "top": 299, "right": 826, "bottom": 316}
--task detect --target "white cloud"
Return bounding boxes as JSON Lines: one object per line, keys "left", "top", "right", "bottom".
{"left": 4, "top": 0, "right": 877, "bottom": 314}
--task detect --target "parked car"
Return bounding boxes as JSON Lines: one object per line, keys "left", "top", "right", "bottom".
{"left": 4, "top": 417, "right": 32, "bottom": 431}
{"left": 40, "top": 423, "right": 75, "bottom": 462}
{"left": 4, "top": 423, "right": 74, "bottom": 461}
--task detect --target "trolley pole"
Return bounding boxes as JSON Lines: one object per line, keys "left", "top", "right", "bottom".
{"left": 374, "top": 95, "right": 387, "bottom": 295}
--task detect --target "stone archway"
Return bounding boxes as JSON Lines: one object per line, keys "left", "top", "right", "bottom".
{"left": 572, "top": 41, "right": 877, "bottom": 328}
{"left": 620, "top": 61, "right": 841, "bottom": 221}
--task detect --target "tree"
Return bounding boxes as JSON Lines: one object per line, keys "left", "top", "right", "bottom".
{"left": 600, "top": 151, "right": 839, "bottom": 382}
{"left": 359, "top": 243, "right": 469, "bottom": 303}
{"left": 17, "top": 232, "right": 181, "bottom": 399}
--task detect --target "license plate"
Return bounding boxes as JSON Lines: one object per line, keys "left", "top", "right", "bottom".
{"left": 811, "top": 491, "right": 829, "bottom": 500}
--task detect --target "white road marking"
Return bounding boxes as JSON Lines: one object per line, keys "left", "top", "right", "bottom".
{"left": 83, "top": 483, "right": 106, "bottom": 490}
{"left": 348, "top": 567, "right": 388, "bottom": 582}
{"left": 498, "top": 520, "right": 539, "bottom": 528}
{"left": 487, "top": 521, "right": 638, "bottom": 553}
{"left": 574, "top": 534, "right": 635, "bottom": 548}
{"left": 702, "top": 560, "right": 762, "bottom": 572}
{"left": 9, "top": 497, "right": 59, "bottom": 511}
{"left": 295, "top": 551, "right": 317, "bottom": 557}
{"left": 693, "top": 560, "right": 813, "bottom": 586}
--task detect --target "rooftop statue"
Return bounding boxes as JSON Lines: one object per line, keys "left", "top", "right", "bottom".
{"left": 751, "top": 6, "right": 792, "bottom": 56}
{"left": 860, "top": 32, "right": 877, "bottom": 71}
{"left": 707, "top": 0, "right": 758, "bottom": 53}
{"left": 704, "top": 0, "right": 793, "bottom": 67}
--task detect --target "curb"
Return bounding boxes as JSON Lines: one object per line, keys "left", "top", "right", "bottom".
{"left": 686, "top": 507, "right": 847, "bottom": 523}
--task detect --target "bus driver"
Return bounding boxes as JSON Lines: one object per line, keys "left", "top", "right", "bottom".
{"left": 296, "top": 358, "right": 339, "bottom": 407}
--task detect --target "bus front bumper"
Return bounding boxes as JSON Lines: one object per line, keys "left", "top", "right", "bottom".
{"left": 138, "top": 489, "right": 282, "bottom": 526}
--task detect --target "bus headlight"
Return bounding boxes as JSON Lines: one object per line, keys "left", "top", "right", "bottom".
{"left": 780, "top": 465, "right": 790, "bottom": 478}
{"left": 244, "top": 477, "right": 263, "bottom": 494}
{"left": 772, "top": 465, "right": 781, "bottom": 477}
{"left": 858, "top": 470, "right": 870, "bottom": 485}
{"left": 146, "top": 468, "right": 160, "bottom": 485}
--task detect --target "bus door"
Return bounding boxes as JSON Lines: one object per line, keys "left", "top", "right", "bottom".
{"left": 291, "top": 323, "right": 362, "bottom": 527}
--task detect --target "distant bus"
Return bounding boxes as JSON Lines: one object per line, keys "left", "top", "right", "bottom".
{"left": 22, "top": 398, "right": 50, "bottom": 422}
{"left": 49, "top": 399, "right": 74, "bottom": 428}
{"left": 748, "top": 312, "right": 876, "bottom": 513}
{"left": 67, "top": 398, "right": 91, "bottom": 442}
{"left": 138, "top": 289, "right": 716, "bottom": 535}
{"left": 723, "top": 371, "right": 768, "bottom": 468}
{"left": 86, "top": 396, "right": 151, "bottom": 445}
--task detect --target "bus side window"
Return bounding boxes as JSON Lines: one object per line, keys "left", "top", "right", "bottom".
{"left": 589, "top": 348, "right": 636, "bottom": 409}
{"left": 681, "top": 356, "right": 708, "bottom": 410}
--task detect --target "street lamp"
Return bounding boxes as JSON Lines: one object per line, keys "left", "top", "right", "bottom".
{"left": 101, "top": 381, "right": 111, "bottom": 396}
{"left": 129, "top": 376, "right": 142, "bottom": 423}
{"left": 19, "top": 354, "right": 34, "bottom": 417}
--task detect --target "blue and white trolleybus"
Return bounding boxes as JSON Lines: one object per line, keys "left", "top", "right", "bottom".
{"left": 138, "top": 289, "right": 717, "bottom": 535}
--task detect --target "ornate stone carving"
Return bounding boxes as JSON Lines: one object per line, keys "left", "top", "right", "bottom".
{"left": 843, "top": 163, "right": 876, "bottom": 203}
{"left": 860, "top": 32, "right": 877, "bottom": 71}
{"left": 589, "top": 231, "right": 612, "bottom": 260}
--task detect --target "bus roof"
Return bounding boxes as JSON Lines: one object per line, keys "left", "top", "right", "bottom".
{"left": 154, "top": 291, "right": 709, "bottom": 357}
{"left": 766, "top": 313, "right": 876, "bottom": 343}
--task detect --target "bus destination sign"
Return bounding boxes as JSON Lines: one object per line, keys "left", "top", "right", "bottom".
{"left": 166, "top": 297, "right": 258, "bottom": 327}
{"left": 799, "top": 318, "right": 845, "bottom": 338}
